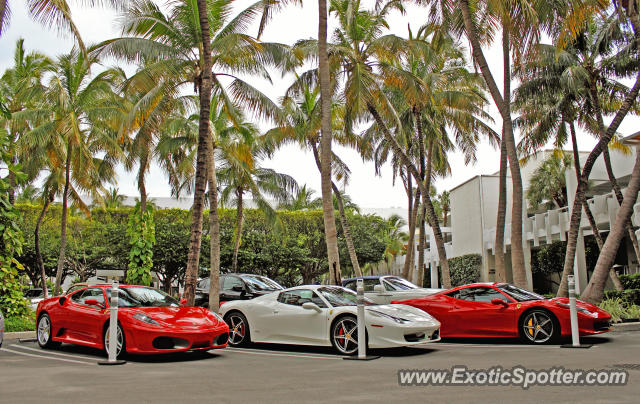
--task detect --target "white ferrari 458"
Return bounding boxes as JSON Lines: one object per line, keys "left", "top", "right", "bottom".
{"left": 218, "top": 285, "right": 441, "bottom": 355}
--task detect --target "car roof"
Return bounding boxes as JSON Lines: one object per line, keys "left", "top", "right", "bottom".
{"left": 342, "top": 275, "right": 386, "bottom": 282}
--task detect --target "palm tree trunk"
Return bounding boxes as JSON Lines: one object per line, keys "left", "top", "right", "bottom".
{"left": 367, "top": 104, "right": 451, "bottom": 288}
{"left": 36, "top": 191, "right": 54, "bottom": 298}
{"left": 603, "top": 148, "right": 640, "bottom": 266}
{"left": 183, "top": 0, "right": 213, "bottom": 305}
{"left": 417, "top": 207, "right": 426, "bottom": 287}
{"left": 403, "top": 186, "right": 420, "bottom": 280}
{"left": 402, "top": 172, "right": 415, "bottom": 279}
{"left": 206, "top": 136, "right": 220, "bottom": 312}
{"left": 318, "top": 0, "right": 341, "bottom": 285}
{"left": 582, "top": 151, "right": 640, "bottom": 304}
{"left": 232, "top": 189, "right": 244, "bottom": 273}
{"left": 54, "top": 142, "right": 72, "bottom": 295}
{"left": 310, "top": 143, "right": 361, "bottom": 276}
{"left": 494, "top": 130, "right": 508, "bottom": 282}
{"left": 417, "top": 137, "right": 433, "bottom": 287}
{"left": 138, "top": 152, "right": 148, "bottom": 212}
{"left": 570, "top": 121, "right": 623, "bottom": 291}
{"left": 459, "top": 5, "right": 526, "bottom": 287}
{"left": 557, "top": 71, "right": 640, "bottom": 297}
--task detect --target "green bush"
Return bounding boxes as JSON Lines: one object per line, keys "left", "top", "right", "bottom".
{"left": 604, "top": 289, "right": 640, "bottom": 307}
{"left": 598, "top": 298, "right": 640, "bottom": 323}
{"left": 448, "top": 254, "right": 482, "bottom": 287}
{"left": 619, "top": 273, "right": 640, "bottom": 290}
{"left": 5, "top": 314, "right": 36, "bottom": 332}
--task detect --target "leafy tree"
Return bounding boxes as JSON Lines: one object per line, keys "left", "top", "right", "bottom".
{"left": 126, "top": 202, "right": 155, "bottom": 286}
{"left": 526, "top": 152, "right": 572, "bottom": 211}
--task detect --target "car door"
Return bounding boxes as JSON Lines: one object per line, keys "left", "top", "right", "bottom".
{"left": 267, "top": 289, "right": 328, "bottom": 345}
{"left": 221, "top": 275, "right": 245, "bottom": 301}
{"left": 65, "top": 288, "right": 108, "bottom": 344}
{"left": 448, "top": 287, "right": 516, "bottom": 336}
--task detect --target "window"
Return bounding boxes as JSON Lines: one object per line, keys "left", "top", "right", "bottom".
{"left": 223, "top": 276, "right": 244, "bottom": 291}
{"left": 241, "top": 275, "right": 283, "bottom": 292}
{"left": 107, "top": 287, "right": 179, "bottom": 307}
{"left": 277, "top": 289, "right": 326, "bottom": 308}
{"left": 448, "top": 287, "right": 511, "bottom": 303}
{"left": 343, "top": 279, "right": 379, "bottom": 292}
{"left": 497, "top": 284, "right": 544, "bottom": 302}
{"left": 317, "top": 287, "right": 374, "bottom": 307}
{"left": 382, "top": 277, "right": 418, "bottom": 291}
{"left": 70, "top": 288, "right": 105, "bottom": 307}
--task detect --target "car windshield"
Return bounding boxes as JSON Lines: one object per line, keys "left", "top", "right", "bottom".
{"left": 317, "top": 287, "right": 374, "bottom": 307}
{"left": 107, "top": 287, "right": 180, "bottom": 307}
{"left": 241, "top": 275, "right": 283, "bottom": 292}
{"left": 497, "top": 284, "right": 545, "bottom": 302}
{"left": 383, "top": 277, "right": 418, "bottom": 290}
{"left": 24, "top": 289, "right": 43, "bottom": 298}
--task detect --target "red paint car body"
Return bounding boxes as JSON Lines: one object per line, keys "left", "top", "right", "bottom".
{"left": 392, "top": 283, "right": 612, "bottom": 342}
{"left": 36, "top": 285, "right": 229, "bottom": 355}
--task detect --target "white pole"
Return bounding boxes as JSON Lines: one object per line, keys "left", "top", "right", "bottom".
{"left": 568, "top": 275, "right": 580, "bottom": 347}
{"left": 356, "top": 279, "right": 366, "bottom": 359}
{"left": 108, "top": 281, "right": 119, "bottom": 361}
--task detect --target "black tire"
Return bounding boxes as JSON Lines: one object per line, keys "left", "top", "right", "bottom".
{"left": 224, "top": 312, "right": 250, "bottom": 346}
{"left": 519, "top": 309, "right": 559, "bottom": 344}
{"left": 37, "top": 313, "right": 61, "bottom": 349}
{"left": 330, "top": 315, "right": 364, "bottom": 355}
{"left": 103, "top": 323, "right": 126, "bottom": 358}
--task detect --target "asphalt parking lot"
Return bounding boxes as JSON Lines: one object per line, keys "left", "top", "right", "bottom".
{"left": 1, "top": 331, "right": 639, "bottom": 403}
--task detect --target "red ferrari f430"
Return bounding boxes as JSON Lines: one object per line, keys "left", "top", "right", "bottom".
{"left": 393, "top": 283, "right": 612, "bottom": 344}
{"left": 36, "top": 285, "right": 229, "bottom": 357}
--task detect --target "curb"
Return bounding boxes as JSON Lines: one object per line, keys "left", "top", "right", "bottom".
{"left": 3, "top": 331, "right": 36, "bottom": 341}
{"left": 612, "top": 321, "right": 640, "bottom": 332}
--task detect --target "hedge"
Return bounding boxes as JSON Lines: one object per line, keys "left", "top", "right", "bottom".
{"left": 619, "top": 273, "right": 640, "bottom": 290}
{"left": 448, "top": 254, "right": 482, "bottom": 287}
{"left": 604, "top": 289, "right": 640, "bottom": 307}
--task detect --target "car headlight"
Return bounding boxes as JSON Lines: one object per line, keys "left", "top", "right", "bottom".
{"left": 210, "top": 311, "right": 224, "bottom": 322}
{"left": 133, "top": 313, "right": 160, "bottom": 325}
{"left": 368, "top": 310, "right": 411, "bottom": 324}
{"left": 554, "top": 302, "right": 596, "bottom": 317}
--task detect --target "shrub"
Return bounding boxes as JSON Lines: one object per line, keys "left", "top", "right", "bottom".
{"left": 448, "top": 254, "right": 482, "bottom": 287}
{"left": 5, "top": 313, "right": 36, "bottom": 332}
{"left": 598, "top": 298, "right": 640, "bottom": 323}
{"left": 619, "top": 273, "right": 640, "bottom": 290}
{"left": 604, "top": 289, "right": 640, "bottom": 307}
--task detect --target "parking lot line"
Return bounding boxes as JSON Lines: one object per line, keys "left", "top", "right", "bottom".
{"left": 434, "top": 342, "right": 598, "bottom": 349}
{"left": 226, "top": 347, "right": 343, "bottom": 360}
{"left": 11, "top": 344, "right": 103, "bottom": 361}
{"left": 0, "top": 347, "right": 93, "bottom": 365}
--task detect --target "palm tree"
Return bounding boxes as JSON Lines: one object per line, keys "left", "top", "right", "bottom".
{"left": 217, "top": 129, "right": 299, "bottom": 273}
{"left": 526, "top": 152, "right": 572, "bottom": 211}
{"left": 23, "top": 48, "right": 121, "bottom": 295}
{"left": 100, "top": 187, "right": 126, "bottom": 209}
{"left": 439, "top": 190, "right": 450, "bottom": 226}
{"left": 0, "top": 39, "right": 51, "bottom": 205}
{"left": 1, "top": 1, "right": 123, "bottom": 56}
{"left": 279, "top": 185, "right": 322, "bottom": 210}
{"left": 101, "top": 0, "right": 288, "bottom": 304}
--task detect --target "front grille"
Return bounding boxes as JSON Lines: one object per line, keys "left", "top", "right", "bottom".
{"left": 214, "top": 332, "right": 229, "bottom": 346}
{"left": 404, "top": 332, "right": 426, "bottom": 342}
{"left": 594, "top": 321, "right": 612, "bottom": 331}
{"left": 152, "top": 337, "right": 190, "bottom": 350}
{"left": 191, "top": 341, "right": 211, "bottom": 349}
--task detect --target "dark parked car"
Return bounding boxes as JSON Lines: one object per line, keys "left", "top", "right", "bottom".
{"left": 195, "top": 274, "right": 284, "bottom": 307}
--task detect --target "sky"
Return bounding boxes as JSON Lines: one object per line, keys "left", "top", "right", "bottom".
{"left": 2, "top": 0, "right": 637, "bottom": 210}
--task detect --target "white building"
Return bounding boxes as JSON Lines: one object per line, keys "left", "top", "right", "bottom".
{"left": 419, "top": 147, "right": 640, "bottom": 293}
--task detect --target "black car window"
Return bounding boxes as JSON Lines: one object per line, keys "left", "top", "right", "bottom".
{"left": 343, "top": 281, "right": 356, "bottom": 291}
{"left": 223, "top": 276, "right": 244, "bottom": 291}
{"left": 70, "top": 288, "right": 105, "bottom": 307}
{"left": 449, "top": 287, "right": 510, "bottom": 303}
{"left": 278, "top": 290, "right": 327, "bottom": 308}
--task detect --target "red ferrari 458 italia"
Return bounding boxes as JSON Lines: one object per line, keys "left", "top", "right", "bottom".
{"left": 35, "top": 284, "right": 229, "bottom": 357}
{"left": 392, "top": 283, "right": 612, "bottom": 344}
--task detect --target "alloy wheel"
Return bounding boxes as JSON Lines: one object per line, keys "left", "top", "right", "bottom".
{"left": 104, "top": 324, "right": 124, "bottom": 357}
{"left": 228, "top": 315, "right": 246, "bottom": 345}
{"left": 37, "top": 315, "right": 50, "bottom": 346}
{"left": 522, "top": 311, "right": 554, "bottom": 343}
{"left": 333, "top": 317, "right": 359, "bottom": 355}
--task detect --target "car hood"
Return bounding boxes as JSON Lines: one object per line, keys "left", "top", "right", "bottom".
{"left": 366, "top": 304, "right": 438, "bottom": 323}
{"left": 549, "top": 298, "right": 609, "bottom": 315}
{"left": 125, "top": 306, "right": 223, "bottom": 329}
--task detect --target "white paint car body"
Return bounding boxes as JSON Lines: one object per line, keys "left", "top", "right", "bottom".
{"left": 342, "top": 276, "right": 444, "bottom": 305}
{"left": 219, "top": 285, "right": 440, "bottom": 353}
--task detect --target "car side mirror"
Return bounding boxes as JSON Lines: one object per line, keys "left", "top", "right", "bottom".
{"left": 491, "top": 298, "right": 508, "bottom": 306}
{"left": 84, "top": 298, "right": 104, "bottom": 309}
{"left": 58, "top": 297, "right": 66, "bottom": 306}
{"left": 180, "top": 298, "right": 188, "bottom": 306}
{"left": 302, "top": 302, "right": 322, "bottom": 313}
{"left": 373, "top": 284, "right": 385, "bottom": 293}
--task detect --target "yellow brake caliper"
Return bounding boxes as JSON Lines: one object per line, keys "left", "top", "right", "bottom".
{"left": 528, "top": 318, "right": 534, "bottom": 336}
